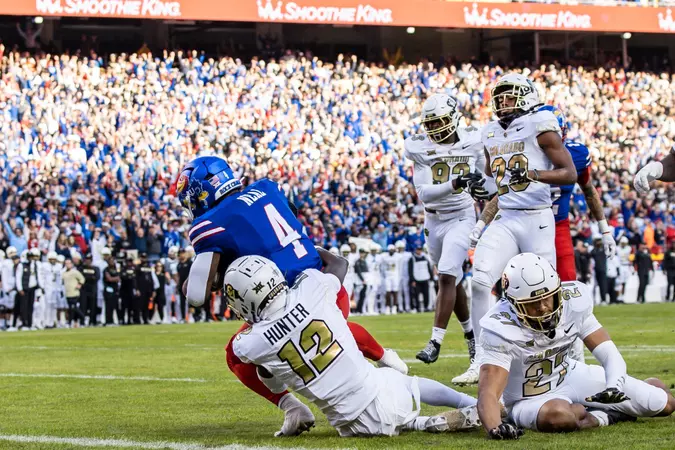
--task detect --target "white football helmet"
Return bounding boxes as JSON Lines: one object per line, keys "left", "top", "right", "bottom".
{"left": 501, "top": 253, "right": 562, "bottom": 333}
{"left": 329, "top": 247, "right": 339, "bottom": 256}
{"left": 340, "top": 244, "right": 351, "bottom": 256}
{"left": 6, "top": 246, "right": 17, "bottom": 259}
{"left": 420, "top": 94, "right": 461, "bottom": 144}
{"left": 387, "top": 244, "right": 396, "bottom": 253}
{"left": 395, "top": 240, "right": 406, "bottom": 251}
{"left": 370, "top": 243, "right": 382, "bottom": 254}
{"left": 47, "top": 251, "right": 58, "bottom": 261}
{"left": 57, "top": 255, "right": 66, "bottom": 264}
{"left": 490, "top": 73, "right": 540, "bottom": 120}
{"left": 223, "top": 256, "right": 288, "bottom": 324}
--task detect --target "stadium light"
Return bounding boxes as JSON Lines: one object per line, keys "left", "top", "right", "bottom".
{"left": 407, "top": 27, "right": 415, "bottom": 34}
{"left": 34, "top": 16, "right": 44, "bottom": 24}
{"left": 622, "top": 32, "right": 632, "bottom": 40}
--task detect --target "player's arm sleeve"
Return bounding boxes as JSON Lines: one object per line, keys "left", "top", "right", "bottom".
{"left": 186, "top": 252, "right": 220, "bottom": 307}
{"left": 478, "top": 330, "right": 514, "bottom": 371}
{"left": 591, "top": 339, "right": 627, "bottom": 390}
{"left": 413, "top": 162, "right": 459, "bottom": 203}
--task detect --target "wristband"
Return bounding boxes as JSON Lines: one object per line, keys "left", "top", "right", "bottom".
{"left": 598, "top": 219, "right": 610, "bottom": 234}
{"left": 532, "top": 169, "right": 539, "bottom": 182}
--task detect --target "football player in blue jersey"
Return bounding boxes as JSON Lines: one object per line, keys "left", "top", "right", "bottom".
{"left": 177, "top": 156, "right": 407, "bottom": 436}
{"left": 537, "top": 105, "right": 616, "bottom": 282}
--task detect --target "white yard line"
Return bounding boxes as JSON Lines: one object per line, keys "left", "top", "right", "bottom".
{"left": 0, "top": 434, "right": 342, "bottom": 450}
{"left": 0, "top": 373, "right": 209, "bottom": 383}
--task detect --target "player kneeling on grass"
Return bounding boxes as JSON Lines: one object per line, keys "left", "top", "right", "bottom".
{"left": 477, "top": 252, "right": 675, "bottom": 440}
{"left": 228, "top": 254, "right": 480, "bottom": 437}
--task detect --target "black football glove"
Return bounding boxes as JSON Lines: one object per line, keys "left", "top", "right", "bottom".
{"left": 467, "top": 177, "right": 494, "bottom": 201}
{"left": 488, "top": 423, "right": 524, "bottom": 440}
{"left": 454, "top": 171, "right": 484, "bottom": 191}
{"left": 585, "top": 387, "right": 630, "bottom": 404}
{"left": 508, "top": 167, "right": 532, "bottom": 186}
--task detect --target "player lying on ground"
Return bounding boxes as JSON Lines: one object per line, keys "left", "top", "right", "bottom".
{"left": 226, "top": 253, "right": 481, "bottom": 437}
{"left": 477, "top": 253, "right": 675, "bottom": 440}
{"left": 178, "top": 156, "right": 407, "bottom": 436}
{"left": 634, "top": 145, "right": 675, "bottom": 193}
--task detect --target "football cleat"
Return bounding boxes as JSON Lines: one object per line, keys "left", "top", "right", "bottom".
{"left": 587, "top": 408, "right": 637, "bottom": 426}
{"left": 275, "top": 402, "right": 315, "bottom": 437}
{"left": 416, "top": 340, "right": 441, "bottom": 364}
{"left": 377, "top": 348, "right": 409, "bottom": 375}
{"left": 452, "top": 359, "right": 480, "bottom": 386}
{"left": 426, "top": 405, "right": 482, "bottom": 432}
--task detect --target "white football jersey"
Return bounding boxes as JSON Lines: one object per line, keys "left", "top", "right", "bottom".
{"left": 482, "top": 110, "right": 561, "bottom": 210}
{"left": 398, "top": 251, "right": 412, "bottom": 281}
{"left": 380, "top": 253, "right": 400, "bottom": 277}
{"left": 404, "top": 126, "right": 485, "bottom": 211}
{"left": 233, "top": 269, "right": 378, "bottom": 427}
{"left": 479, "top": 281, "right": 601, "bottom": 406}
{"left": 617, "top": 246, "right": 632, "bottom": 265}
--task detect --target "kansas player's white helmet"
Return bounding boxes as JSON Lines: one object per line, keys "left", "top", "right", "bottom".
{"left": 223, "top": 256, "right": 288, "bottom": 324}
{"left": 501, "top": 252, "right": 562, "bottom": 333}
{"left": 421, "top": 94, "right": 461, "bottom": 144}
{"left": 491, "top": 73, "right": 540, "bottom": 120}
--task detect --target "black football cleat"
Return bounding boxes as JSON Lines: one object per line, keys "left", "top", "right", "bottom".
{"left": 416, "top": 340, "right": 441, "bottom": 364}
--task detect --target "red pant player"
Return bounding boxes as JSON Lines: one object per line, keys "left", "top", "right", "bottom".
{"left": 555, "top": 218, "right": 577, "bottom": 282}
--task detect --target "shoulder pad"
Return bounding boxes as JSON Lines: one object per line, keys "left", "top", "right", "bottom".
{"left": 530, "top": 110, "right": 562, "bottom": 135}
{"left": 457, "top": 126, "right": 482, "bottom": 145}
{"left": 404, "top": 134, "right": 434, "bottom": 163}
{"left": 565, "top": 141, "right": 592, "bottom": 169}
{"left": 481, "top": 122, "right": 501, "bottom": 140}
{"left": 232, "top": 326, "right": 260, "bottom": 363}
{"left": 479, "top": 300, "right": 529, "bottom": 344}
{"left": 561, "top": 281, "right": 593, "bottom": 314}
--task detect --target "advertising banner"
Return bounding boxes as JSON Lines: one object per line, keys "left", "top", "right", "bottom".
{"left": 2, "top": 1, "right": 675, "bottom": 34}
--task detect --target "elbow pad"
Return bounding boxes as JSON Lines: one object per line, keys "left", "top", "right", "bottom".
{"left": 257, "top": 366, "right": 288, "bottom": 394}
{"left": 591, "top": 340, "right": 627, "bottom": 390}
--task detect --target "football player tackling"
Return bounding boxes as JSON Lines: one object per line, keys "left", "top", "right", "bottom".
{"left": 477, "top": 253, "right": 674, "bottom": 439}
{"left": 228, "top": 254, "right": 480, "bottom": 437}
{"left": 404, "top": 94, "right": 488, "bottom": 368}
{"left": 178, "top": 156, "right": 406, "bottom": 436}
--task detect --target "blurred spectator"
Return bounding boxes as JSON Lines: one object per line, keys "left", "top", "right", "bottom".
{"left": 634, "top": 244, "right": 654, "bottom": 304}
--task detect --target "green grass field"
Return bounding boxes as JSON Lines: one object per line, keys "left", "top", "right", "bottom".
{"left": 1, "top": 304, "right": 674, "bottom": 450}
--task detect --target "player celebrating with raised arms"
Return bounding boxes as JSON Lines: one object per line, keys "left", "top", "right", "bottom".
{"left": 477, "top": 253, "right": 675, "bottom": 440}
{"left": 228, "top": 253, "right": 480, "bottom": 437}
{"left": 178, "top": 156, "right": 407, "bottom": 437}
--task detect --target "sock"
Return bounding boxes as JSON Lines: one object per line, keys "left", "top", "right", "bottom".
{"left": 588, "top": 410, "right": 609, "bottom": 427}
{"left": 464, "top": 330, "right": 475, "bottom": 341}
{"left": 0, "top": 318, "right": 5, "bottom": 328}
{"left": 347, "top": 321, "right": 385, "bottom": 361}
{"left": 418, "top": 377, "right": 477, "bottom": 408}
{"left": 471, "top": 281, "right": 495, "bottom": 341}
{"left": 335, "top": 286, "right": 350, "bottom": 319}
{"left": 225, "top": 324, "right": 287, "bottom": 406}
{"left": 431, "top": 327, "right": 446, "bottom": 345}
{"left": 405, "top": 416, "right": 431, "bottom": 431}
{"left": 459, "top": 319, "right": 473, "bottom": 335}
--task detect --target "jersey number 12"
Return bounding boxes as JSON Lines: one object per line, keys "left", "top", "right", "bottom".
{"left": 264, "top": 204, "right": 308, "bottom": 259}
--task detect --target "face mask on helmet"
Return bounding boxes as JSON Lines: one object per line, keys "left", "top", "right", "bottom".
{"left": 491, "top": 81, "right": 538, "bottom": 122}
{"left": 507, "top": 284, "right": 563, "bottom": 333}
{"left": 422, "top": 114, "right": 457, "bottom": 144}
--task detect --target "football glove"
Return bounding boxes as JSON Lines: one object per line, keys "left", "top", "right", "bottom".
{"left": 508, "top": 167, "right": 533, "bottom": 186}
{"left": 488, "top": 423, "right": 524, "bottom": 440}
{"left": 602, "top": 232, "right": 617, "bottom": 259}
{"left": 454, "top": 171, "right": 484, "bottom": 192}
{"left": 633, "top": 161, "right": 663, "bottom": 194}
{"left": 585, "top": 388, "right": 630, "bottom": 404}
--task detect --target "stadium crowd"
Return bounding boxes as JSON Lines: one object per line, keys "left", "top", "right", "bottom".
{"left": 0, "top": 46, "right": 674, "bottom": 329}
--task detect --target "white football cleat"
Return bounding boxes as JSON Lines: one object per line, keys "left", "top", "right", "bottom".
{"left": 275, "top": 395, "right": 315, "bottom": 437}
{"left": 377, "top": 348, "right": 409, "bottom": 375}
{"left": 425, "top": 405, "right": 482, "bottom": 432}
{"left": 452, "top": 360, "right": 479, "bottom": 386}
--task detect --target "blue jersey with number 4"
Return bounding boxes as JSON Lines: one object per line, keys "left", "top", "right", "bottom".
{"left": 189, "top": 178, "right": 322, "bottom": 284}
{"left": 552, "top": 140, "right": 592, "bottom": 223}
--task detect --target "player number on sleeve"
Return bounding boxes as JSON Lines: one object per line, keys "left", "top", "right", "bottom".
{"left": 491, "top": 154, "right": 530, "bottom": 196}
{"left": 264, "top": 204, "right": 308, "bottom": 259}
{"left": 522, "top": 351, "right": 569, "bottom": 397}
{"left": 277, "top": 319, "right": 344, "bottom": 385}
